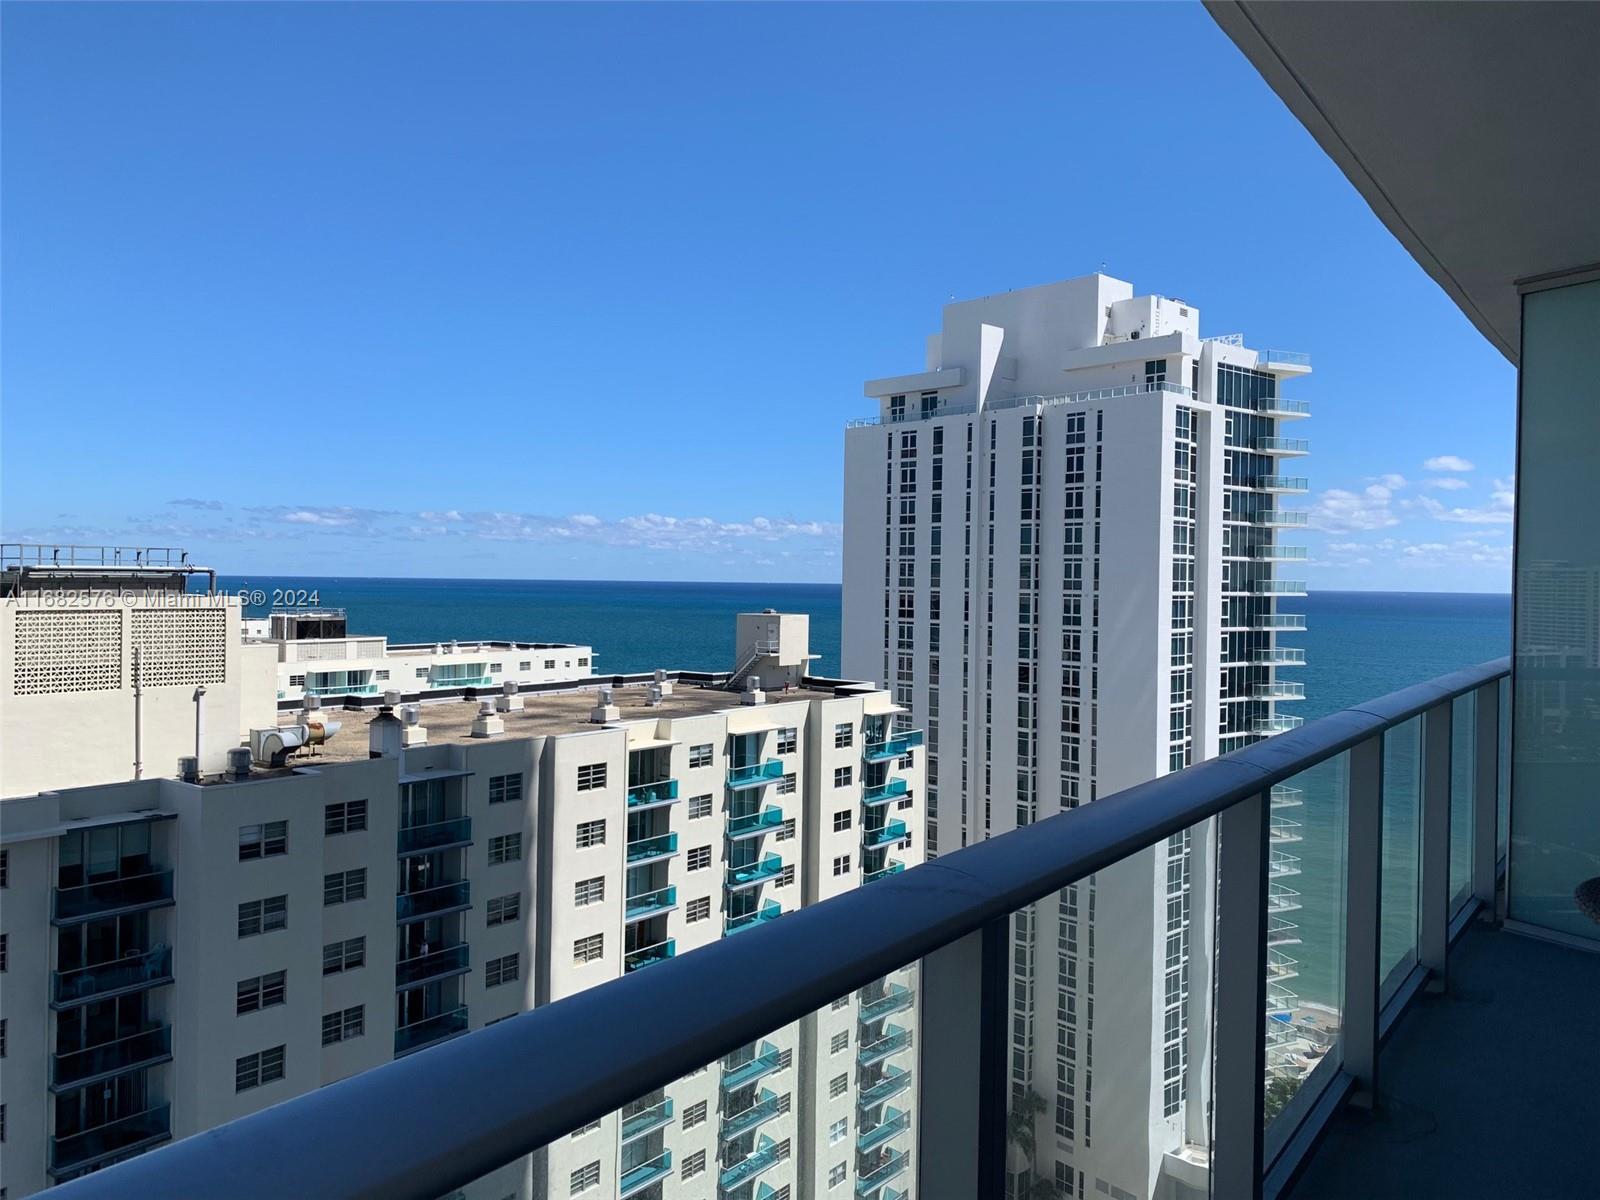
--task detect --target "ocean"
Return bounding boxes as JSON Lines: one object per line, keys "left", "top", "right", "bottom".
{"left": 226, "top": 576, "right": 1510, "bottom": 1009}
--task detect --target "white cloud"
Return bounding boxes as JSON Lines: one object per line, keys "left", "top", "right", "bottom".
{"left": 1371, "top": 474, "right": 1408, "bottom": 490}
{"left": 1423, "top": 455, "right": 1475, "bottom": 472}
{"left": 1408, "top": 475, "right": 1515, "bottom": 525}
{"left": 1311, "top": 484, "right": 1400, "bottom": 532}
{"left": 1424, "top": 477, "right": 1469, "bottom": 491}
{"left": 1315, "top": 535, "right": 1511, "bottom": 572}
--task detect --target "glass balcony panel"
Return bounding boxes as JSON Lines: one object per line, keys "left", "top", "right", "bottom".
{"left": 725, "top": 899, "right": 782, "bottom": 934}
{"left": 52, "top": 869, "right": 175, "bottom": 923}
{"left": 52, "top": 945, "right": 173, "bottom": 1007}
{"left": 618, "top": 1149, "right": 672, "bottom": 1197}
{"left": 1450, "top": 692, "right": 1476, "bottom": 912}
{"left": 1264, "top": 754, "right": 1348, "bottom": 1166}
{"left": 626, "top": 778, "right": 679, "bottom": 809}
{"left": 726, "top": 759, "right": 784, "bottom": 790}
{"left": 720, "top": 1040, "right": 783, "bottom": 1091}
{"left": 863, "top": 819, "right": 910, "bottom": 850}
{"left": 726, "top": 852, "right": 784, "bottom": 890}
{"left": 855, "top": 1148, "right": 909, "bottom": 1196}
{"left": 51, "top": 1025, "right": 173, "bottom": 1090}
{"left": 619, "top": 1096, "right": 674, "bottom": 1143}
{"left": 397, "top": 816, "right": 472, "bottom": 856}
{"left": 862, "top": 777, "right": 910, "bottom": 805}
{"left": 624, "top": 885, "right": 677, "bottom": 924}
{"left": 623, "top": 939, "right": 675, "bottom": 973}
{"left": 719, "top": 1088, "right": 782, "bottom": 1141}
{"left": 625, "top": 832, "right": 679, "bottom": 864}
{"left": 394, "top": 1006, "right": 468, "bottom": 1057}
{"left": 864, "top": 860, "right": 905, "bottom": 883}
{"left": 727, "top": 806, "right": 785, "bottom": 839}
{"left": 719, "top": 1134, "right": 784, "bottom": 1191}
{"left": 856, "top": 1106, "right": 910, "bottom": 1153}
{"left": 396, "top": 880, "right": 470, "bottom": 922}
{"left": 49, "top": 1103, "right": 172, "bottom": 1178}
{"left": 1381, "top": 717, "right": 1423, "bottom": 996}
{"left": 1497, "top": 675, "right": 1511, "bottom": 860}
{"left": 395, "top": 943, "right": 470, "bottom": 989}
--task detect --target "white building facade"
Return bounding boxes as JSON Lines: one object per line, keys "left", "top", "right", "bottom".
{"left": 1, "top": 561, "right": 923, "bottom": 1200}
{"left": 842, "top": 275, "right": 1311, "bottom": 1200}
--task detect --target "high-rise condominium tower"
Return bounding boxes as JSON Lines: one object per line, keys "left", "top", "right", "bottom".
{"left": 842, "top": 274, "right": 1311, "bottom": 1200}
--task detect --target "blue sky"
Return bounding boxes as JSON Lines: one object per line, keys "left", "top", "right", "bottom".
{"left": 1, "top": 3, "right": 1515, "bottom": 589}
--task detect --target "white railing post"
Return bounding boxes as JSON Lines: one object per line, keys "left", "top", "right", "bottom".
{"left": 1212, "top": 790, "right": 1269, "bottom": 1200}
{"left": 1343, "top": 733, "right": 1385, "bottom": 1106}
{"left": 1472, "top": 680, "right": 1502, "bottom": 911}
{"left": 1419, "top": 702, "right": 1454, "bottom": 989}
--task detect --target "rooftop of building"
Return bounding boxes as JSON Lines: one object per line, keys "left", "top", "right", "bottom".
{"left": 278, "top": 676, "right": 858, "bottom": 763}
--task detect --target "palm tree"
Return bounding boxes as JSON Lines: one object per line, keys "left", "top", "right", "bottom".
{"left": 1006, "top": 1090, "right": 1062, "bottom": 1198}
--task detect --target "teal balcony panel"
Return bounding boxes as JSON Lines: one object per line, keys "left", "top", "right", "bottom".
{"left": 395, "top": 943, "right": 470, "bottom": 990}
{"left": 49, "top": 1104, "right": 172, "bottom": 1180}
{"left": 727, "top": 760, "right": 785, "bottom": 790}
{"left": 51, "top": 1025, "right": 173, "bottom": 1092}
{"left": 51, "top": 945, "right": 173, "bottom": 1009}
{"left": 858, "top": 983, "right": 915, "bottom": 1024}
{"left": 52, "top": 870, "right": 175, "bottom": 925}
{"left": 394, "top": 1007, "right": 469, "bottom": 1057}
{"left": 858, "top": 1025, "right": 912, "bottom": 1067}
{"left": 627, "top": 779, "right": 680, "bottom": 809}
{"left": 721, "top": 1041, "right": 783, "bottom": 1091}
{"left": 726, "top": 853, "right": 784, "bottom": 891}
{"left": 625, "top": 832, "right": 679, "bottom": 865}
{"left": 863, "top": 819, "right": 910, "bottom": 850}
{"left": 619, "top": 1150, "right": 673, "bottom": 1198}
{"left": 625, "top": 885, "right": 678, "bottom": 924}
{"left": 719, "top": 1135, "right": 783, "bottom": 1191}
{"left": 864, "top": 860, "right": 905, "bottom": 884}
{"left": 727, "top": 806, "right": 785, "bottom": 840}
{"left": 856, "top": 1107, "right": 910, "bottom": 1153}
{"left": 726, "top": 900, "right": 782, "bottom": 935}
{"left": 858, "top": 1066, "right": 912, "bottom": 1108}
{"left": 719, "top": 1088, "right": 782, "bottom": 1142}
{"left": 856, "top": 1149, "right": 909, "bottom": 1196}
{"left": 863, "top": 732, "right": 923, "bottom": 763}
{"left": 624, "top": 940, "right": 676, "bottom": 973}
{"left": 396, "top": 880, "right": 471, "bottom": 922}
{"left": 862, "top": 778, "right": 909, "bottom": 806}
{"left": 397, "top": 816, "right": 473, "bottom": 856}
{"left": 620, "top": 1097, "right": 674, "bottom": 1144}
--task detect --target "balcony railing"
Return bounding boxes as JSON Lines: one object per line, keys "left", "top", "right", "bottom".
{"left": 1254, "top": 647, "right": 1307, "bottom": 664}
{"left": 1255, "top": 474, "right": 1309, "bottom": 492}
{"left": 59, "top": 658, "right": 1510, "bottom": 1200}
{"left": 859, "top": 1065, "right": 914, "bottom": 1108}
{"left": 1253, "top": 714, "right": 1306, "bottom": 734}
{"left": 619, "top": 1097, "right": 674, "bottom": 1143}
{"left": 51, "top": 1025, "right": 173, "bottom": 1091}
{"left": 397, "top": 816, "right": 472, "bottom": 856}
{"left": 1252, "top": 579, "right": 1307, "bottom": 594}
{"left": 1254, "top": 509, "right": 1309, "bottom": 526}
{"left": 721, "top": 1041, "right": 783, "bottom": 1091}
{"left": 726, "top": 899, "right": 783, "bottom": 935}
{"left": 862, "top": 819, "right": 911, "bottom": 849}
{"left": 1263, "top": 396, "right": 1313, "bottom": 417}
{"left": 1252, "top": 612, "right": 1308, "bottom": 630}
{"left": 1252, "top": 682, "right": 1306, "bottom": 700}
{"left": 395, "top": 944, "right": 470, "bottom": 990}
{"left": 719, "top": 1135, "right": 783, "bottom": 1191}
{"left": 624, "top": 832, "right": 678, "bottom": 864}
{"left": 1257, "top": 348, "right": 1311, "bottom": 367}
{"left": 619, "top": 1150, "right": 673, "bottom": 1198}
{"left": 395, "top": 880, "right": 470, "bottom": 922}
{"left": 727, "top": 760, "right": 784, "bottom": 790}
{"left": 858, "top": 983, "right": 915, "bottom": 1024}
{"left": 726, "top": 853, "right": 784, "bottom": 890}
{"left": 49, "top": 1103, "right": 172, "bottom": 1179}
{"left": 1253, "top": 436, "right": 1310, "bottom": 454}
{"left": 864, "top": 860, "right": 905, "bottom": 883}
{"left": 52, "top": 869, "right": 175, "bottom": 924}
{"left": 624, "top": 885, "right": 678, "bottom": 924}
{"left": 394, "top": 1007, "right": 468, "bottom": 1057}
{"left": 857, "top": 1106, "right": 911, "bottom": 1153}
{"left": 626, "top": 779, "right": 680, "bottom": 809}
{"left": 719, "top": 1088, "right": 782, "bottom": 1141}
{"left": 856, "top": 1149, "right": 909, "bottom": 1195}
{"left": 727, "top": 806, "right": 785, "bottom": 839}
{"left": 858, "top": 1025, "right": 912, "bottom": 1067}
{"left": 1252, "top": 544, "right": 1308, "bottom": 560}
{"left": 863, "top": 730, "right": 923, "bottom": 762}
{"left": 623, "top": 939, "right": 675, "bottom": 973}
{"left": 52, "top": 945, "right": 173, "bottom": 1008}
{"left": 862, "top": 778, "right": 909, "bottom": 805}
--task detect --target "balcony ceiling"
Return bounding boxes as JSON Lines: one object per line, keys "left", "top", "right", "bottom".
{"left": 1206, "top": 1, "right": 1600, "bottom": 364}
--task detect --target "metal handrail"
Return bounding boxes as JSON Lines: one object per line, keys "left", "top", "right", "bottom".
{"left": 42, "top": 657, "right": 1510, "bottom": 1200}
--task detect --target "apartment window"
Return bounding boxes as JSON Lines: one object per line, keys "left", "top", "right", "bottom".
{"left": 776, "top": 818, "right": 796, "bottom": 841}
{"left": 574, "top": 934, "right": 604, "bottom": 964}
{"left": 688, "top": 793, "right": 713, "bottom": 819}
{"left": 487, "top": 893, "right": 522, "bottom": 926}
{"left": 831, "top": 995, "right": 849, "bottom": 1011}
{"left": 235, "top": 1045, "right": 286, "bottom": 1092}
{"left": 489, "top": 662, "right": 503, "bottom": 673}
{"left": 777, "top": 865, "right": 796, "bottom": 888}
{"left": 687, "top": 896, "right": 711, "bottom": 923}
{"left": 833, "top": 722, "right": 854, "bottom": 749}
{"left": 574, "top": 877, "right": 605, "bottom": 907}
{"left": 829, "top": 1116, "right": 849, "bottom": 1144}
{"left": 519, "top": 661, "right": 531, "bottom": 672}
{"left": 687, "top": 846, "right": 712, "bottom": 871}
{"left": 236, "top": 970, "right": 287, "bottom": 1014}
{"left": 829, "top": 1163, "right": 847, "bottom": 1188}
{"left": 485, "top": 953, "right": 520, "bottom": 987}
{"left": 289, "top": 674, "right": 306, "bottom": 687}
{"left": 574, "top": 820, "right": 605, "bottom": 849}
{"left": 0, "top": 849, "right": 7, "bottom": 886}
{"left": 324, "top": 799, "right": 367, "bottom": 835}
{"left": 375, "top": 669, "right": 389, "bottom": 681}
{"left": 776, "top": 727, "right": 797, "bottom": 755}
{"left": 832, "top": 810, "right": 852, "bottom": 832}
{"left": 570, "top": 1119, "right": 601, "bottom": 1138}
{"left": 832, "top": 855, "right": 851, "bottom": 876}
{"left": 489, "top": 832, "right": 523, "bottom": 864}
{"left": 577, "top": 657, "right": 589, "bottom": 667}
{"left": 830, "top": 1030, "right": 849, "bottom": 1054}
{"left": 688, "top": 743, "right": 713, "bottom": 769}
{"left": 776, "top": 773, "right": 796, "bottom": 796}
{"left": 833, "top": 766, "right": 852, "bottom": 788}
{"left": 322, "top": 937, "right": 365, "bottom": 975}
{"left": 488, "top": 774, "right": 523, "bottom": 804}
{"left": 238, "top": 895, "right": 287, "bottom": 937}
{"left": 238, "top": 820, "right": 287, "bottom": 861}
{"left": 0, "top": 933, "right": 7, "bottom": 972}
{"left": 544, "top": 660, "right": 556, "bottom": 670}
{"left": 570, "top": 1161, "right": 600, "bottom": 1194}
{"left": 323, "top": 868, "right": 367, "bottom": 906}
{"left": 830, "top": 1072, "right": 848, "bottom": 1098}
{"left": 682, "top": 1100, "right": 708, "bottom": 1130}
{"left": 681, "top": 1150, "right": 706, "bottom": 1181}
{"left": 321, "top": 1004, "right": 364, "bottom": 1046}
{"left": 576, "top": 762, "right": 607, "bottom": 791}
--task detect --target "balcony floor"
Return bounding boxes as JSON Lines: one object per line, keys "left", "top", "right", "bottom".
{"left": 1291, "top": 923, "right": 1600, "bottom": 1200}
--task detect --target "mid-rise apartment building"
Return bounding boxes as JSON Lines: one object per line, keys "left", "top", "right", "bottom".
{"left": 1, "top": 558, "right": 923, "bottom": 1200}
{"left": 842, "top": 274, "right": 1311, "bottom": 1200}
